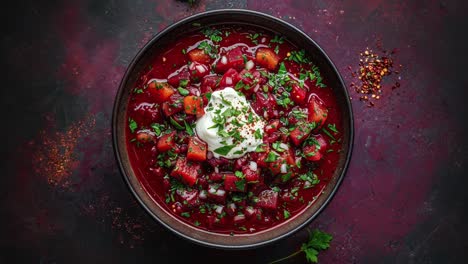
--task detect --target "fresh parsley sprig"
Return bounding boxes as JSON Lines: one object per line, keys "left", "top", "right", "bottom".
{"left": 269, "top": 229, "right": 333, "bottom": 263}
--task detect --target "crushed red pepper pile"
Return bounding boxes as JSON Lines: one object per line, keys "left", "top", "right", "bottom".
{"left": 350, "top": 44, "right": 402, "bottom": 107}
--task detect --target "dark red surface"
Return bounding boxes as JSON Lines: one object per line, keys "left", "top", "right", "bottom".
{"left": 1, "top": 0, "right": 468, "bottom": 263}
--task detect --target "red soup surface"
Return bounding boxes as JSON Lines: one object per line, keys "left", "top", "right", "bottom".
{"left": 125, "top": 26, "right": 343, "bottom": 234}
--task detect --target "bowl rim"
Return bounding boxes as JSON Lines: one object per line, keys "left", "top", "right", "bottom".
{"left": 112, "top": 8, "right": 354, "bottom": 249}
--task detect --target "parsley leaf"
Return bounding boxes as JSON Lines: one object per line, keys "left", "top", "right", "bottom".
{"left": 128, "top": 118, "right": 137, "bottom": 133}
{"left": 265, "top": 152, "right": 279, "bottom": 162}
{"left": 178, "top": 87, "right": 190, "bottom": 96}
{"left": 213, "top": 145, "right": 236, "bottom": 156}
{"left": 269, "top": 229, "right": 333, "bottom": 264}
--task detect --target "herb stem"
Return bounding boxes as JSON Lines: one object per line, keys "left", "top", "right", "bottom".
{"left": 268, "top": 250, "right": 302, "bottom": 264}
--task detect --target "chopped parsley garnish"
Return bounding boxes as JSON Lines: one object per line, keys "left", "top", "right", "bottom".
{"left": 169, "top": 117, "right": 185, "bottom": 130}
{"left": 181, "top": 212, "right": 191, "bottom": 218}
{"left": 235, "top": 179, "right": 246, "bottom": 191}
{"left": 283, "top": 210, "right": 291, "bottom": 219}
{"left": 150, "top": 123, "right": 164, "bottom": 136}
{"left": 235, "top": 171, "right": 244, "bottom": 178}
{"left": 198, "top": 40, "right": 218, "bottom": 58}
{"left": 128, "top": 118, "right": 137, "bottom": 133}
{"left": 322, "top": 128, "right": 336, "bottom": 140}
{"left": 202, "top": 28, "right": 223, "bottom": 42}
{"left": 272, "top": 142, "right": 286, "bottom": 152}
{"left": 179, "top": 79, "right": 189, "bottom": 88}
{"left": 265, "top": 152, "right": 279, "bottom": 162}
{"left": 178, "top": 87, "right": 190, "bottom": 96}
{"left": 213, "top": 145, "right": 236, "bottom": 156}
{"left": 299, "top": 171, "right": 320, "bottom": 188}
{"left": 184, "top": 121, "right": 194, "bottom": 136}
{"left": 327, "top": 123, "right": 339, "bottom": 133}
{"left": 269, "top": 229, "right": 333, "bottom": 264}
{"left": 286, "top": 49, "right": 310, "bottom": 64}
{"left": 247, "top": 33, "right": 260, "bottom": 44}
{"left": 270, "top": 35, "right": 284, "bottom": 44}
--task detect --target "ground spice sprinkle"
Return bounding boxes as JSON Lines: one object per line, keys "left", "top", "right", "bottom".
{"left": 350, "top": 46, "right": 401, "bottom": 107}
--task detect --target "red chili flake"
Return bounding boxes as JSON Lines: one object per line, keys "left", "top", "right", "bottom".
{"left": 32, "top": 115, "right": 95, "bottom": 188}
{"left": 350, "top": 43, "right": 402, "bottom": 107}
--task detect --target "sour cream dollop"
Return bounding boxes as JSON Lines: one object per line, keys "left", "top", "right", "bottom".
{"left": 196, "top": 87, "right": 265, "bottom": 159}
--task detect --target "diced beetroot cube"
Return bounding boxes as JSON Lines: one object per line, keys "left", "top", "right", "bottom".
{"left": 256, "top": 189, "right": 279, "bottom": 210}
{"left": 303, "top": 134, "right": 328, "bottom": 161}
{"left": 226, "top": 46, "right": 246, "bottom": 71}
{"left": 162, "top": 94, "right": 184, "bottom": 116}
{"left": 170, "top": 157, "right": 201, "bottom": 186}
{"left": 263, "top": 131, "right": 281, "bottom": 144}
{"left": 252, "top": 91, "right": 278, "bottom": 120}
{"left": 242, "top": 166, "right": 260, "bottom": 183}
{"left": 265, "top": 119, "right": 280, "bottom": 134}
{"left": 157, "top": 131, "right": 176, "bottom": 152}
{"left": 308, "top": 94, "right": 328, "bottom": 129}
{"left": 224, "top": 173, "right": 246, "bottom": 192}
{"left": 176, "top": 189, "right": 199, "bottom": 208}
{"left": 290, "top": 125, "right": 312, "bottom": 146}
{"left": 291, "top": 83, "right": 308, "bottom": 105}
{"left": 167, "top": 66, "right": 191, "bottom": 87}
{"left": 219, "top": 68, "right": 241, "bottom": 88}
{"left": 208, "top": 172, "right": 223, "bottom": 182}
{"left": 189, "top": 61, "right": 209, "bottom": 81}
{"left": 201, "top": 74, "right": 220, "bottom": 93}
{"left": 133, "top": 102, "right": 164, "bottom": 123}
{"left": 207, "top": 183, "right": 227, "bottom": 203}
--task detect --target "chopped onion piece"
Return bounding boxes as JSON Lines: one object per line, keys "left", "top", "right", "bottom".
{"left": 195, "top": 65, "right": 206, "bottom": 73}
{"left": 221, "top": 56, "right": 227, "bottom": 64}
{"left": 199, "top": 190, "right": 207, "bottom": 199}
{"left": 215, "top": 205, "right": 224, "bottom": 214}
{"left": 253, "top": 84, "right": 260, "bottom": 92}
{"left": 245, "top": 60, "right": 255, "bottom": 70}
{"left": 226, "top": 77, "right": 232, "bottom": 85}
{"left": 249, "top": 161, "right": 258, "bottom": 171}
{"left": 280, "top": 163, "right": 288, "bottom": 174}
{"left": 214, "top": 166, "right": 219, "bottom": 173}
{"left": 279, "top": 143, "right": 289, "bottom": 150}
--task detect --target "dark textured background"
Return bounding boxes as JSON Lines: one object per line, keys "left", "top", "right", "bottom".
{"left": 1, "top": 0, "right": 467, "bottom": 263}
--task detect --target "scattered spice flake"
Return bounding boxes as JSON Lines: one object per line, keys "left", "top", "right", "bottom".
{"left": 349, "top": 43, "right": 402, "bottom": 107}
{"left": 32, "top": 115, "right": 95, "bottom": 188}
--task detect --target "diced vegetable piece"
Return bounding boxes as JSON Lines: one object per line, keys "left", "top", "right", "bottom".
{"left": 255, "top": 48, "right": 279, "bottom": 70}
{"left": 268, "top": 149, "right": 295, "bottom": 175}
{"left": 242, "top": 166, "right": 260, "bottom": 183}
{"left": 201, "top": 75, "right": 220, "bottom": 93}
{"left": 233, "top": 214, "right": 246, "bottom": 224}
{"left": 290, "top": 83, "right": 308, "bottom": 105}
{"left": 256, "top": 189, "right": 279, "bottom": 210}
{"left": 303, "top": 134, "right": 328, "bottom": 161}
{"left": 189, "top": 61, "right": 209, "bottom": 81}
{"left": 170, "top": 157, "right": 201, "bottom": 186}
{"left": 308, "top": 94, "right": 328, "bottom": 129}
{"left": 209, "top": 171, "right": 223, "bottom": 182}
{"left": 252, "top": 91, "right": 278, "bottom": 120}
{"left": 183, "top": 96, "right": 205, "bottom": 117}
{"left": 167, "top": 67, "right": 191, "bottom": 87}
{"left": 157, "top": 131, "right": 176, "bottom": 152}
{"left": 224, "top": 173, "right": 246, "bottom": 192}
{"left": 219, "top": 68, "right": 241, "bottom": 88}
{"left": 188, "top": 48, "right": 211, "bottom": 64}
{"left": 225, "top": 46, "right": 247, "bottom": 71}
{"left": 176, "top": 189, "right": 200, "bottom": 207}
{"left": 148, "top": 81, "right": 175, "bottom": 103}
{"left": 290, "top": 125, "right": 312, "bottom": 146}
{"left": 265, "top": 119, "right": 280, "bottom": 134}
{"left": 136, "top": 130, "right": 155, "bottom": 142}
{"left": 207, "top": 183, "right": 227, "bottom": 203}
{"left": 187, "top": 137, "right": 207, "bottom": 161}
{"left": 161, "top": 94, "right": 184, "bottom": 116}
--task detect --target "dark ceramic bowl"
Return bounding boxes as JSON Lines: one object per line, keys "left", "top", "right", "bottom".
{"left": 113, "top": 9, "right": 353, "bottom": 249}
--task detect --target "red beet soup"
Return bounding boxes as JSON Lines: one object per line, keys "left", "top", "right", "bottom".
{"left": 125, "top": 25, "right": 343, "bottom": 234}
